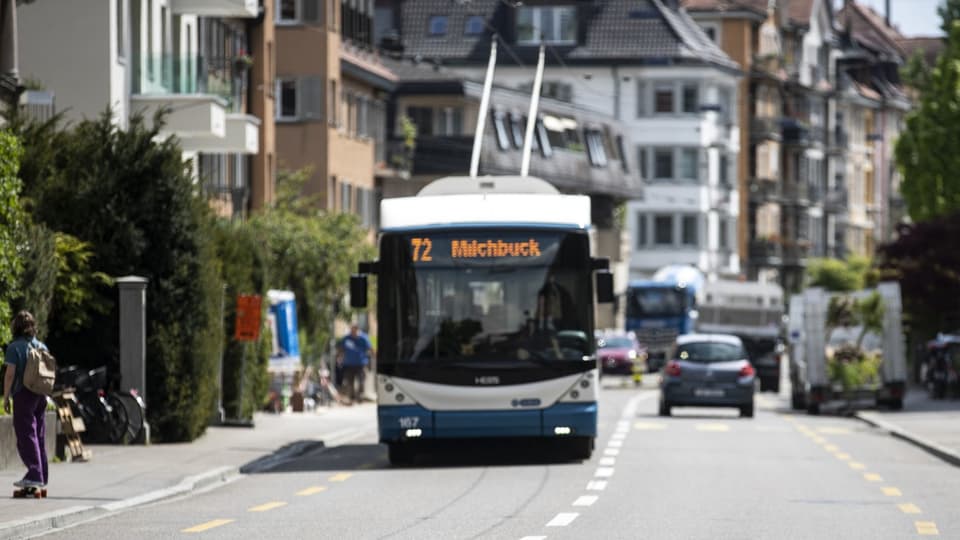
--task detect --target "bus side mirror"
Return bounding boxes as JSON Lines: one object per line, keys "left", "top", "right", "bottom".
{"left": 350, "top": 274, "right": 368, "bottom": 308}
{"left": 596, "top": 271, "right": 614, "bottom": 304}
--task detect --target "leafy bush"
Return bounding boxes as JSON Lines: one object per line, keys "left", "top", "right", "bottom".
{"left": 212, "top": 219, "right": 271, "bottom": 421}
{"left": 11, "top": 111, "right": 221, "bottom": 441}
{"left": 0, "top": 131, "right": 25, "bottom": 344}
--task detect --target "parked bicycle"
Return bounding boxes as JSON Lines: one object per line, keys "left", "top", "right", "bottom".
{"left": 55, "top": 366, "right": 145, "bottom": 444}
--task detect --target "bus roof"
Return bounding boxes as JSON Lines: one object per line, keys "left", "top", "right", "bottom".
{"left": 381, "top": 176, "right": 591, "bottom": 230}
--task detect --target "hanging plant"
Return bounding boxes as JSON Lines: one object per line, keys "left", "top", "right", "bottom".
{"left": 233, "top": 52, "right": 254, "bottom": 71}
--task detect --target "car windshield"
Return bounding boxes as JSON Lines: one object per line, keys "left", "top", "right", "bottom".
{"left": 676, "top": 342, "right": 745, "bottom": 363}
{"left": 598, "top": 337, "right": 634, "bottom": 349}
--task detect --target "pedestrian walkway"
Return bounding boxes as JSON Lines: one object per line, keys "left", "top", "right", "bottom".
{"left": 0, "top": 404, "right": 377, "bottom": 539}
{"left": 856, "top": 388, "right": 960, "bottom": 467}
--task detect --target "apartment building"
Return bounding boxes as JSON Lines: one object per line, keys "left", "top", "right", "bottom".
{"left": 378, "top": 0, "right": 742, "bottom": 283}
{"left": 274, "top": 0, "right": 394, "bottom": 229}
{"left": 16, "top": 0, "right": 275, "bottom": 218}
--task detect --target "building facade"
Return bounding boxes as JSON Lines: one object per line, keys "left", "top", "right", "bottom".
{"left": 16, "top": 0, "right": 275, "bottom": 217}
{"left": 378, "top": 0, "right": 741, "bottom": 283}
{"left": 274, "top": 0, "right": 392, "bottom": 229}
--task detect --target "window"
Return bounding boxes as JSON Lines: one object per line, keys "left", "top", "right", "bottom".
{"left": 681, "top": 216, "right": 698, "bottom": 246}
{"left": 328, "top": 80, "right": 338, "bottom": 125}
{"left": 718, "top": 86, "right": 733, "bottom": 121}
{"left": 585, "top": 130, "right": 608, "bottom": 167}
{"left": 278, "top": 0, "right": 297, "bottom": 21}
{"left": 160, "top": 6, "right": 168, "bottom": 85}
{"left": 406, "top": 106, "right": 433, "bottom": 136}
{"left": 616, "top": 136, "right": 629, "bottom": 173}
{"left": 510, "top": 114, "right": 524, "bottom": 148}
{"left": 465, "top": 15, "right": 485, "bottom": 36}
{"left": 516, "top": 6, "right": 577, "bottom": 44}
{"left": 719, "top": 219, "right": 729, "bottom": 250}
{"left": 428, "top": 15, "right": 447, "bottom": 36}
{"left": 682, "top": 83, "right": 699, "bottom": 113}
{"left": 654, "top": 84, "right": 673, "bottom": 113}
{"left": 638, "top": 146, "right": 648, "bottom": 180}
{"left": 146, "top": 0, "right": 154, "bottom": 79}
{"left": 493, "top": 111, "right": 511, "bottom": 151}
{"left": 679, "top": 148, "right": 698, "bottom": 181}
{"left": 636, "top": 213, "right": 647, "bottom": 248}
{"left": 536, "top": 118, "right": 553, "bottom": 157}
{"left": 654, "top": 148, "right": 673, "bottom": 179}
{"left": 340, "top": 182, "right": 353, "bottom": 212}
{"left": 700, "top": 24, "right": 717, "bottom": 43}
{"left": 719, "top": 153, "right": 730, "bottom": 187}
{"left": 116, "top": 0, "right": 126, "bottom": 58}
{"left": 654, "top": 215, "right": 673, "bottom": 246}
{"left": 438, "top": 107, "right": 463, "bottom": 136}
{"left": 277, "top": 79, "right": 298, "bottom": 119}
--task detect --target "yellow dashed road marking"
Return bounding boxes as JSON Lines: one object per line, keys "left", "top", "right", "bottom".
{"left": 864, "top": 473, "right": 883, "bottom": 482}
{"left": 634, "top": 422, "right": 667, "bottom": 430}
{"left": 296, "top": 486, "right": 327, "bottom": 496}
{"left": 824, "top": 444, "right": 839, "bottom": 452}
{"left": 882, "top": 487, "right": 903, "bottom": 497}
{"left": 248, "top": 501, "right": 288, "bottom": 512}
{"left": 898, "top": 503, "right": 922, "bottom": 514}
{"left": 811, "top": 436, "right": 826, "bottom": 444}
{"left": 834, "top": 452, "right": 851, "bottom": 461}
{"left": 183, "top": 519, "right": 234, "bottom": 533}
{"left": 817, "top": 427, "right": 851, "bottom": 435}
{"left": 848, "top": 462, "right": 866, "bottom": 470}
{"left": 696, "top": 423, "right": 730, "bottom": 432}
{"left": 329, "top": 472, "right": 353, "bottom": 482}
{"left": 916, "top": 521, "right": 940, "bottom": 536}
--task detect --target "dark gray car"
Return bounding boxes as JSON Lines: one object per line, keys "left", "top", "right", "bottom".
{"left": 659, "top": 334, "right": 756, "bottom": 418}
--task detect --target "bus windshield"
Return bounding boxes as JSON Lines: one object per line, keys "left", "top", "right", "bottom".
{"left": 378, "top": 230, "right": 593, "bottom": 367}
{"left": 626, "top": 287, "right": 687, "bottom": 318}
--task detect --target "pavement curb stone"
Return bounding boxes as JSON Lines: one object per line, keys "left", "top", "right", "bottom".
{"left": 854, "top": 411, "right": 960, "bottom": 468}
{"left": 0, "top": 466, "right": 242, "bottom": 540}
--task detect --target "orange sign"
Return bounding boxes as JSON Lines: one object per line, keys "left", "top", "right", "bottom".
{"left": 234, "top": 294, "right": 263, "bottom": 342}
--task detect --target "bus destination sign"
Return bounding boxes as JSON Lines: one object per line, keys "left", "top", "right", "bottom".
{"left": 409, "top": 236, "right": 547, "bottom": 264}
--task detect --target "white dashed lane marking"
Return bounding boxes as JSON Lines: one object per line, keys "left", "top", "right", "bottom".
{"left": 572, "top": 495, "right": 599, "bottom": 507}
{"left": 586, "top": 480, "right": 607, "bottom": 491}
{"left": 603, "top": 448, "right": 620, "bottom": 456}
{"left": 546, "top": 513, "right": 579, "bottom": 527}
{"left": 599, "top": 457, "right": 616, "bottom": 466}
{"left": 594, "top": 467, "right": 615, "bottom": 478}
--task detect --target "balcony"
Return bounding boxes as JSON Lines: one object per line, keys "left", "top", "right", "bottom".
{"left": 409, "top": 136, "right": 474, "bottom": 175}
{"left": 179, "top": 113, "right": 260, "bottom": 154}
{"left": 748, "top": 178, "right": 781, "bottom": 203}
{"left": 781, "top": 182, "right": 810, "bottom": 206}
{"left": 824, "top": 186, "right": 848, "bottom": 212}
{"left": 18, "top": 90, "right": 55, "bottom": 122}
{"left": 750, "top": 116, "right": 782, "bottom": 142}
{"left": 828, "top": 128, "right": 848, "bottom": 154}
{"left": 170, "top": 0, "right": 258, "bottom": 17}
{"left": 782, "top": 242, "right": 811, "bottom": 267}
{"left": 131, "top": 93, "right": 227, "bottom": 140}
{"left": 781, "top": 118, "right": 810, "bottom": 147}
{"left": 749, "top": 238, "right": 783, "bottom": 267}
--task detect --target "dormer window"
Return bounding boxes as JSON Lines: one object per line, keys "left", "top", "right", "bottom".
{"left": 465, "top": 16, "right": 485, "bottom": 36}
{"left": 516, "top": 6, "right": 577, "bottom": 45}
{"left": 428, "top": 15, "right": 448, "bottom": 36}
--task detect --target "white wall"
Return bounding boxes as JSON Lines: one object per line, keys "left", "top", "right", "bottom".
{"left": 18, "top": 0, "right": 115, "bottom": 124}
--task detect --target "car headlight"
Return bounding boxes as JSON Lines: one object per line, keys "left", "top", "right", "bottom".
{"left": 628, "top": 350, "right": 638, "bottom": 359}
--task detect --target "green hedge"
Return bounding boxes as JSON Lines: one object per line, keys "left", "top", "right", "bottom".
{"left": 0, "top": 131, "right": 24, "bottom": 344}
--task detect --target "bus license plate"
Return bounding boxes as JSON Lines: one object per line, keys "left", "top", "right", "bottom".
{"left": 694, "top": 388, "right": 724, "bottom": 397}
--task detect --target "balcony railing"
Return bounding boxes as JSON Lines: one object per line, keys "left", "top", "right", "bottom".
{"left": 750, "top": 116, "right": 782, "bottom": 141}
{"left": 134, "top": 54, "right": 248, "bottom": 112}
{"left": 824, "top": 186, "right": 848, "bottom": 211}
{"left": 782, "top": 243, "right": 811, "bottom": 266}
{"left": 749, "top": 239, "right": 783, "bottom": 266}
{"left": 829, "top": 129, "right": 848, "bottom": 152}
{"left": 782, "top": 182, "right": 810, "bottom": 205}
{"left": 748, "top": 179, "right": 781, "bottom": 203}
{"left": 781, "top": 118, "right": 811, "bottom": 146}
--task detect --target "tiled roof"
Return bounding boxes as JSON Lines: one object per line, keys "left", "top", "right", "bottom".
{"left": 681, "top": 0, "right": 767, "bottom": 15}
{"left": 839, "top": 2, "right": 906, "bottom": 58}
{"left": 786, "top": 0, "right": 814, "bottom": 27}
{"left": 898, "top": 36, "right": 944, "bottom": 67}
{"left": 398, "top": 0, "right": 739, "bottom": 70}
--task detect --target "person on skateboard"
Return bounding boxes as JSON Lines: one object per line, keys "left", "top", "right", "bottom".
{"left": 2, "top": 311, "right": 50, "bottom": 491}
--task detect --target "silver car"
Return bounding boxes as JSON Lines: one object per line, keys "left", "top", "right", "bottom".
{"left": 659, "top": 334, "right": 756, "bottom": 418}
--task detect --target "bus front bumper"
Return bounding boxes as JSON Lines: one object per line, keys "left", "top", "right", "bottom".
{"left": 378, "top": 402, "right": 597, "bottom": 442}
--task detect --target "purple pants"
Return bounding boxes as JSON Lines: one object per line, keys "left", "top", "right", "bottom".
{"left": 13, "top": 389, "right": 48, "bottom": 484}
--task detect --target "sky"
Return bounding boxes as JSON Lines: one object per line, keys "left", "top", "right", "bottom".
{"left": 840, "top": 0, "right": 944, "bottom": 37}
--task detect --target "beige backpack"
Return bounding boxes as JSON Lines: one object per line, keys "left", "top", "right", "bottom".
{"left": 23, "top": 343, "right": 57, "bottom": 396}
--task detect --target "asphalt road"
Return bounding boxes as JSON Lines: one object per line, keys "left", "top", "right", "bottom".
{"left": 39, "top": 380, "right": 960, "bottom": 539}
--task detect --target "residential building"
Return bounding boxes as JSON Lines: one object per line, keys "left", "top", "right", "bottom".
{"left": 274, "top": 0, "right": 393, "bottom": 230}
{"left": 378, "top": 0, "right": 742, "bottom": 284}
{"left": 378, "top": 58, "right": 639, "bottom": 329}
{"left": 16, "top": 0, "right": 274, "bottom": 217}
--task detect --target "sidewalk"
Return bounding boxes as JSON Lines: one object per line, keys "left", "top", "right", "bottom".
{"left": 855, "top": 388, "right": 960, "bottom": 467}
{"left": 0, "top": 403, "right": 377, "bottom": 539}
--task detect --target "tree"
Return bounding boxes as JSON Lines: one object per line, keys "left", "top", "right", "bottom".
{"left": 939, "top": 0, "right": 960, "bottom": 35}
{"left": 11, "top": 110, "right": 222, "bottom": 441}
{"left": 895, "top": 23, "right": 960, "bottom": 221}
{"left": 806, "top": 256, "right": 876, "bottom": 292}
{"left": 0, "top": 131, "right": 24, "bottom": 344}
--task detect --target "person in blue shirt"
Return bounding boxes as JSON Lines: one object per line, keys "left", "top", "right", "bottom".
{"left": 336, "top": 324, "right": 375, "bottom": 404}
{"left": 2, "top": 311, "right": 50, "bottom": 489}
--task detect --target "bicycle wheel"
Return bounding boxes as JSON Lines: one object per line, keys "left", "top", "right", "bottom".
{"left": 112, "top": 392, "right": 145, "bottom": 443}
{"left": 104, "top": 394, "right": 130, "bottom": 444}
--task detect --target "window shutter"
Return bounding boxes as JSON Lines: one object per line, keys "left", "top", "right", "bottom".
{"left": 301, "top": 76, "right": 324, "bottom": 120}
{"left": 303, "top": 0, "right": 321, "bottom": 22}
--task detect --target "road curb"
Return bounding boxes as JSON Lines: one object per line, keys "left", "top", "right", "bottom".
{"left": 0, "top": 466, "right": 241, "bottom": 540}
{"left": 854, "top": 411, "right": 960, "bottom": 468}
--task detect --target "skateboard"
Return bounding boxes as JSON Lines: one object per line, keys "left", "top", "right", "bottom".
{"left": 12, "top": 485, "right": 47, "bottom": 499}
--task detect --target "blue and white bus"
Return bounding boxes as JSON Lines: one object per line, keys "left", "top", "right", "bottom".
{"left": 351, "top": 175, "right": 614, "bottom": 465}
